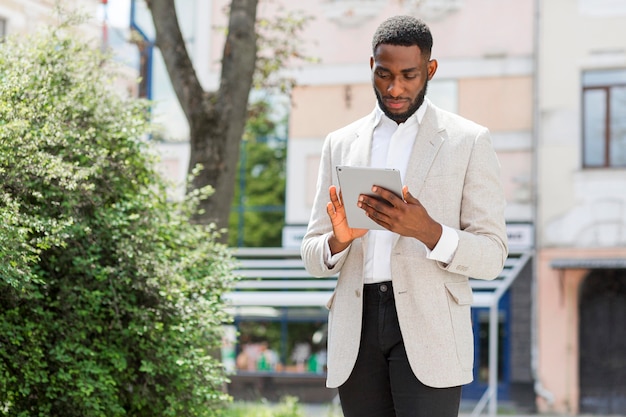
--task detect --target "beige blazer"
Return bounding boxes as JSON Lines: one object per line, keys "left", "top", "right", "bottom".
{"left": 301, "top": 102, "right": 508, "bottom": 389}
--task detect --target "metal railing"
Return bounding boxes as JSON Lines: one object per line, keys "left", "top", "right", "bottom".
{"left": 226, "top": 247, "right": 532, "bottom": 416}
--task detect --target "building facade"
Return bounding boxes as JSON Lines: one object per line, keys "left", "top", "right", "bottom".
{"left": 132, "top": 0, "right": 539, "bottom": 410}
{"left": 0, "top": 0, "right": 101, "bottom": 38}
{"left": 14, "top": 0, "right": 626, "bottom": 413}
{"left": 0, "top": 0, "right": 138, "bottom": 97}
{"left": 535, "top": 0, "right": 626, "bottom": 414}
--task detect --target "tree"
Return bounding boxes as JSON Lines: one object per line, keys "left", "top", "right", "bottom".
{"left": 146, "top": 0, "right": 311, "bottom": 237}
{"left": 147, "top": 0, "right": 258, "bottom": 233}
{"left": 0, "top": 21, "right": 235, "bottom": 416}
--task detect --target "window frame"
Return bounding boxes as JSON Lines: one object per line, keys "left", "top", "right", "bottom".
{"left": 582, "top": 69, "right": 626, "bottom": 169}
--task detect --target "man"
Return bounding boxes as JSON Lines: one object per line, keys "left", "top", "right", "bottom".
{"left": 300, "top": 15, "right": 508, "bottom": 417}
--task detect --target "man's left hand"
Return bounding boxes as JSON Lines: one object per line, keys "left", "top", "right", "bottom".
{"left": 357, "top": 185, "right": 442, "bottom": 250}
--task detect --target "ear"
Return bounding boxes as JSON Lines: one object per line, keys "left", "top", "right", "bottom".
{"left": 427, "top": 59, "right": 438, "bottom": 80}
{"left": 370, "top": 56, "right": 374, "bottom": 70}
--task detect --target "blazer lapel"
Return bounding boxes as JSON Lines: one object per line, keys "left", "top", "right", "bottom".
{"left": 350, "top": 111, "right": 377, "bottom": 254}
{"left": 350, "top": 109, "right": 377, "bottom": 166}
{"left": 392, "top": 105, "right": 445, "bottom": 249}
{"left": 404, "top": 105, "right": 444, "bottom": 195}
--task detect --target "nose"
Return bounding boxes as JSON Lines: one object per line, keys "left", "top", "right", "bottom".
{"left": 387, "top": 78, "right": 403, "bottom": 97}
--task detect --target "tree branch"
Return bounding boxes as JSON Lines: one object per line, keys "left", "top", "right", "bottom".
{"left": 218, "top": 0, "right": 258, "bottom": 110}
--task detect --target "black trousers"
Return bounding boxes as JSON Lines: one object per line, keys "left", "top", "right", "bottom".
{"left": 337, "top": 281, "right": 462, "bottom": 417}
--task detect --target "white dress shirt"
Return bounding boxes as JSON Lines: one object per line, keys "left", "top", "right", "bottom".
{"left": 326, "top": 99, "right": 459, "bottom": 282}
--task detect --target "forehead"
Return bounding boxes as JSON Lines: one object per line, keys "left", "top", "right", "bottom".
{"left": 372, "top": 44, "right": 426, "bottom": 69}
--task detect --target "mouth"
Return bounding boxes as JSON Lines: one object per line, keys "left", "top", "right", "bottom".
{"left": 383, "top": 97, "right": 409, "bottom": 111}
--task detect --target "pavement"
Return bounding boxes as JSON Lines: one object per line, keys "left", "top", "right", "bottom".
{"left": 300, "top": 403, "right": 603, "bottom": 417}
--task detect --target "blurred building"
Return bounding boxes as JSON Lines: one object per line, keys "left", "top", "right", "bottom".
{"left": 132, "top": 0, "right": 537, "bottom": 409}
{"left": 0, "top": 0, "right": 139, "bottom": 96}
{"left": 535, "top": 1, "right": 626, "bottom": 414}
{"left": 0, "top": 0, "right": 99, "bottom": 36}
{"left": 12, "top": 0, "right": 626, "bottom": 414}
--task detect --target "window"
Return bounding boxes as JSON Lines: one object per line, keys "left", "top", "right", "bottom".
{"left": 583, "top": 69, "right": 626, "bottom": 168}
{"left": 579, "top": 0, "right": 626, "bottom": 17}
{"left": 0, "top": 17, "right": 7, "bottom": 40}
{"left": 232, "top": 308, "right": 328, "bottom": 374}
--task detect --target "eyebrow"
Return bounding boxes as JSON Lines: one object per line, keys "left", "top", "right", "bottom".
{"left": 375, "top": 65, "right": 420, "bottom": 74}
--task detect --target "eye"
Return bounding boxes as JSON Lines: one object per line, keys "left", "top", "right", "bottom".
{"left": 376, "top": 71, "right": 390, "bottom": 79}
{"left": 404, "top": 73, "right": 418, "bottom": 80}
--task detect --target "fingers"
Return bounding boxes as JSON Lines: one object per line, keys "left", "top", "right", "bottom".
{"left": 329, "top": 185, "right": 343, "bottom": 206}
{"left": 358, "top": 185, "right": 403, "bottom": 214}
{"left": 358, "top": 194, "right": 392, "bottom": 227}
{"left": 402, "top": 185, "right": 423, "bottom": 207}
{"left": 327, "top": 186, "right": 346, "bottom": 221}
{"left": 358, "top": 185, "right": 421, "bottom": 226}
{"left": 371, "top": 185, "right": 403, "bottom": 206}
{"left": 402, "top": 185, "right": 415, "bottom": 203}
{"left": 326, "top": 202, "right": 337, "bottom": 220}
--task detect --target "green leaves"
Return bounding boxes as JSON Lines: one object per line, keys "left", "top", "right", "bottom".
{"left": 229, "top": 99, "right": 286, "bottom": 247}
{"left": 0, "top": 18, "right": 236, "bottom": 417}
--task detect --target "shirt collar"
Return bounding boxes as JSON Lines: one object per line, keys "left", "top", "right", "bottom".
{"left": 373, "top": 98, "right": 429, "bottom": 128}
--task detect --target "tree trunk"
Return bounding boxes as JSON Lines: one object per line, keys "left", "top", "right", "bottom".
{"left": 148, "top": 0, "right": 258, "bottom": 235}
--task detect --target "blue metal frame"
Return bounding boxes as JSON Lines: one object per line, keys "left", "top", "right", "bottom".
{"left": 232, "top": 135, "right": 287, "bottom": 247}
{"left": 130, "top": 0, "right": 154, "bottom": 101}
{"left": 463, "top": 291, "right": 511, "bottom": 401}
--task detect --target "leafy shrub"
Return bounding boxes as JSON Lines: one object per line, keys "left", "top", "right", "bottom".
{"left": 0, "top": 19, "right": 235, "bottom": 417}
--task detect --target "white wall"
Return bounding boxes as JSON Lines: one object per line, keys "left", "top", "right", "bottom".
{"left": 538, "top": 0, "right": 626, "bottom": 248}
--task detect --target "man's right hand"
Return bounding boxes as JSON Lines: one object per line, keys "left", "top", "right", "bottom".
{"left": 326, "top": 185, "right": 367, "bottom": 255}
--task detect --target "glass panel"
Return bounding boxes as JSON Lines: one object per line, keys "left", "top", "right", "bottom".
{"left": 234, "top": 313, "right": 327, "bottom": 374}
{"left": 287, "top": 321, "right": 327, "bottom": 373}
{"left": 236, "top": 321, "right": 283, "bottom": 372}
{"left": 579, "top": 0, "right": 626, "bottom": 17}
{"left": 610, "top": 86, "right": 626, "bottom": 166}
{"left": 476, "top": 310, "right": 506, "bottom": 383}
{"left": 583, "top": 69, "right": 626, "bottom": 87}
{"left": 584, "top": 89, "right": 607, "bottom": 167}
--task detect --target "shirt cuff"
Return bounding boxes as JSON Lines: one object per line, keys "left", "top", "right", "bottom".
{"left": 324, "top": 234, "right": 349, "bottom": 268}
{"left": 426, "top": 224, "right": 459, "bottom": 264}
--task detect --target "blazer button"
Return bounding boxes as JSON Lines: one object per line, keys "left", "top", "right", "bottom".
{"left": 355, "top": 290, "right": 361, "bottom": 297}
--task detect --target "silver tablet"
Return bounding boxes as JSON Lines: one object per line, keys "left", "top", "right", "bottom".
{"left": 335, "top": 165, "right": 403, "bottom": 230}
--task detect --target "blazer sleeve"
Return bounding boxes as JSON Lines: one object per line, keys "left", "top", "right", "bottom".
{"left": 300, "top": 133, "right": 350, "bottom": 277}
{"left": 438, "top": 128, "right": 509, "bottom": 280}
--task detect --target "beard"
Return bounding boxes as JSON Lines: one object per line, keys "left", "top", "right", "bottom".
{"left": 375, "top": 79, "right": 428, "bottom": 124}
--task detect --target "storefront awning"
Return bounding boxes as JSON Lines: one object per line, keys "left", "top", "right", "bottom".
{"left": 551, "top": 258, "right": 626, "bottom": 270}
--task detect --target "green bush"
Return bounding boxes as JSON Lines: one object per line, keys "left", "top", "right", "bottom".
{"left": 0, "top": 20, "right": 235, "bottom": 416}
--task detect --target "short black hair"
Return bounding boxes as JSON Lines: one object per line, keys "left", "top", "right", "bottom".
{"left": 372, "top": 15, "right": 433, "bottom": 57}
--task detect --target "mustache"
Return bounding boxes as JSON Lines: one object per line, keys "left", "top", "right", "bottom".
{"left": 382, "top": 95, "right": 410, "bottom": 100}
